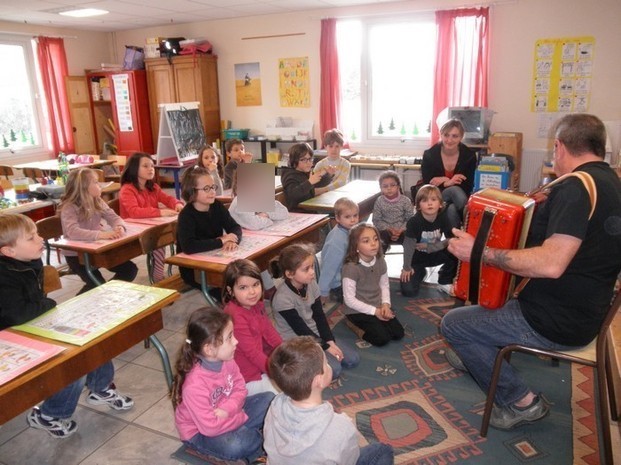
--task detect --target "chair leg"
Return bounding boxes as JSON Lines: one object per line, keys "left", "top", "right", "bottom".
{"left": 604, "top": 350, "right": 619, "bottom": 422}
{"left": 44, "top": 241, "right": 51, "bottom": 266}
{"left": 596, "top": 364, "right": 614, "bottom": 465}
{"left": 481, "top": 346, "right": 513, "bottom": 437}
{"left": 146, "top": 253, "right": 154, "bottom": 285}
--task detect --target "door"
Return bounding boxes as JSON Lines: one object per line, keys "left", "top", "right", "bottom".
{"left": 65, "top": 76, "right": 96, "bottom": 154}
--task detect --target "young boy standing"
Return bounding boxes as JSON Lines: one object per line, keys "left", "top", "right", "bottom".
{"left": 0, "top": 213, "right": 134, "bottom": 438}
{"left": 265, "top": 336, "right": 394, "bottom": 465}
{"left": 319, "top": 197, "right": 359, "bottom": 303}
{"left": 223, "top": 138, "right": 253, "bottom": 190}
{"left": 313, "top": 128, "right": 351, "bottom": 191}
{"left": 400, "top": 184, "right": 457, "bottom": 297}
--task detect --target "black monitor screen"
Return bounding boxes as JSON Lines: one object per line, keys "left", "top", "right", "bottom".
{"left": 450, "top": 109, "right": 482, "bottom": 134}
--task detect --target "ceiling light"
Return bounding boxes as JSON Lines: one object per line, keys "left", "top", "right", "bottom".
{"left": 59, "top": 8, "right": 109, "bottom": 18}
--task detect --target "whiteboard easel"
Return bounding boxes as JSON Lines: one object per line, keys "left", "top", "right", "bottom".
{"left": 156, "top": 102, "right": 204, "bottom": 166}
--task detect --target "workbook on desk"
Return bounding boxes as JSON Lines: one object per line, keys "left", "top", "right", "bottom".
{"left": 243, "top": 213, "right": 327, "bottom": 236}
{"left": 0, "top": 331, "right": 66, "bottom": 386}
{"left": 124, "top": 216, "right": 178, "bottom": 226}
{"left": 13, "top": 281, "right": 177, "bottom": 346}
{"left": 175, "top": 234, "right": 283, "bottom": 265}
{"left": 51, "top": 222, "right": 149, "bottom": 250}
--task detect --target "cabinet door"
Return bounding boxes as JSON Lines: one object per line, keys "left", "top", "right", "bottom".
{"left": 146, "top": 62, "right": 176, "bottom": 145}
{"left": 65, "top": 76, "right": 96, "bottom": 154}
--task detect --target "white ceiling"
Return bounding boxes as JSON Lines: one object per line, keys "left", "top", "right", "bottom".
{"left": 0, "top": 0, "right": 392, "bottom": 32}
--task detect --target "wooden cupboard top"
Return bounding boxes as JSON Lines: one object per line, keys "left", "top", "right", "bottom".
{"left": 145, "top": 54, "right": 217, "bottom": 65}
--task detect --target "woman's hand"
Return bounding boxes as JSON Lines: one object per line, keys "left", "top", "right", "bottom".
{"left": 445, "top": 174, "right": 466, "bottom": 187}
{"left": 430, "top": 176, "right": 449, "bottom": 187}
{"left": 326, "top": 341, "right": 344, "bottom": 361}
{"left": 400, "top": 269, "right": 413, "bottom": 282}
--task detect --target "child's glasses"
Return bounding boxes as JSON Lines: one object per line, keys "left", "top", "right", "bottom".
{"left": 194, "top": 185, "right": 218, "bottom": 192}
{"left": 299, "top": 156, "right": 313, "bottom": 163}
{"left": 381, "top": 183, "right": 399, "bottom": 188}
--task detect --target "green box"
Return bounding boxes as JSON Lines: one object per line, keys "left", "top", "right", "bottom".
{"left": 223, "top": 129, "right": 250, "bottom": 140}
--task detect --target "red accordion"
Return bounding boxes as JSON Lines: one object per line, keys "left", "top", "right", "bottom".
{"left": 454, "top": 188, "right": 536, "bottom": 309}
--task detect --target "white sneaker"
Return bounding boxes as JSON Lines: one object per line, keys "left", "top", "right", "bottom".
{"left": 437, "top": 284, "right": 455, "bottom": 296}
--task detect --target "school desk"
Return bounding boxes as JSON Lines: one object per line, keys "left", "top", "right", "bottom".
{"left": 0, "top": 282, "right": 179, "bottom": 424}
{"left": 297, "top": 179, "right": 381, "bottom": 220}
{"left": 13, "top": 159, "right": 116, "bottom": 179}
{"left": 165, "top": 216, "right": 330, "bottom": 305}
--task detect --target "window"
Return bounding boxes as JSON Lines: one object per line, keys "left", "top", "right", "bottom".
{"left": 0, "top": 35, "right": 44, "bottom": 154}
{"left": 337, "top": 15, "right": 436, "bottom": 148}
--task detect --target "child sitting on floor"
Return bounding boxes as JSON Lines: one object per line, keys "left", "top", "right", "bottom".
{"left": 264, "top": 336, "right": 394, "bottom": 465}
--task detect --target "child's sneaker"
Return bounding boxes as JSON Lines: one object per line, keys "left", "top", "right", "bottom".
{"left": 27, "top": 407, "right": 77, "bottom": 438}
{"left": 437, "top": 283, "right": 455, "bottom": 296}
{"left": 86, "top": 383, "right": 134, "bottom": 410}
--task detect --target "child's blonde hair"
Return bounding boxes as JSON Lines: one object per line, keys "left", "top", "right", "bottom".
{"left": 223, "top": 259, "right": 263, "bottom": 304}
{"left": 414, "top": 184, "right": 445, "bottom": 212}
{"left": 171, "top": 307, "right": 232, "bottom": 409}
{"left": 344, "top": 223, "right": 383, "bottom": 264}
{"left": 269, "top": 243, "right": 315, "bottom": 279}
{"left": 0, "top": 213, "right": 36, "bottom": 250}
{"left": 59, "top": 168, "right": 106, "bottom": 220}
{"left": 334, "top": 197, "right": 358, "bottom": 218}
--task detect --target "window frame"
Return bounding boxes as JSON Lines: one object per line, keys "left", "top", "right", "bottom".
{"left": 0, "top": 34, "right": 47, "bottom": 159}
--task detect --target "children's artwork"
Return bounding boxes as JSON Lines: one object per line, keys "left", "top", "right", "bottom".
{"left": 531, "top": 36, "right": 595, "bottom": 112}
{"left": 13, "top": 281, "right": 177, "bottom": 346}
{"left": 244, "top": 213, "right": 327, "bottom": 236}
{"left": 0, "top": 331, "right": 65, "bottom": 386}
{"left": 235, "top": 62, "right": 262, "bottom": 106}
{"left": 278, "top": 57, "right": 310, "bottom": 108}
{"left": 174, "top": 234, "right": 283, "bottom": 265}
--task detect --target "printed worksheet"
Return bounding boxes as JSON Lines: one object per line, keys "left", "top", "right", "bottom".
{"left": 13, "top": 281, "right": 176, "bottom": 346}
{"left": 51, "top": 223, "right": 148, "bottom": 251}
{"left": 244, "top": 213, "right": 327, "bottom": 236}
{"left": 174, "top": 234, "right": 282, "bottom": 265}
{"left": 0, "top": 331, "right": 65, "bottom": 385}
{"left": 125, "top": 216, "right": 178, "bottom": 226}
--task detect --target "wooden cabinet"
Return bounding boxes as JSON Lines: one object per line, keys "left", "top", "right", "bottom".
{"left": 65, "top": 76, "right": 96, "bottom": 154}
{"left": 85, "top": 70, "right": 153, "bottom": 155}
{"left": 488, "top": 132, "right": 523, "bottom": 190}
{"left": 145, "top": 55, "right": 221, "bottom": 147}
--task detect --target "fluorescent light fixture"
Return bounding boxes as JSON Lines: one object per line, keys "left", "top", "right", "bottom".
{"left": 59, "top": 8, "right": 109, "bottom": 18}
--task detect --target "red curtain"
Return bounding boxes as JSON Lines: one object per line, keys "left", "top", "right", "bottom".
{"left": 431, "top": 8, "right": 489, "bottom": 144}
{"left": 319, "top": 18, "right": 341, "bottom": 145}
{"left": 37, "top": 36, "right": 74, "bottom": 155}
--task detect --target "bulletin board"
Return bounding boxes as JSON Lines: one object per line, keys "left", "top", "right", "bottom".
{"left": 278, "top": 57, "right": 310, "bottom": 108}
{"left": 531, "top": 36, "right": 595, "bottom": 113}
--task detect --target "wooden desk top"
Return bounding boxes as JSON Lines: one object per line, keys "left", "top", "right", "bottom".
{"left": 298, "top": 180, "right": 381, "bottom": 214}
{"left": 0, "top": 286, "right": 179, "bottom": 424}
{"left": 14, "top": 159, "right": 115, "bottom": 171}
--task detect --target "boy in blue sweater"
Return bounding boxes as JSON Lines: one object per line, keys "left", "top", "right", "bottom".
{"left": 319, "top": 198, "right": 359, "bottom": 303}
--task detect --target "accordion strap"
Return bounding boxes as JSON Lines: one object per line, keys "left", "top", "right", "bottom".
{"left": 513, "top": 171, "right": 597, "bottom": 297}
{"left": 469, "top": 208, "right": 496, "bottom": 304}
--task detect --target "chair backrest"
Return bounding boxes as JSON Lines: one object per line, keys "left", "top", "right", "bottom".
{"left": 36, "top": 215, "right": 63, "bottom": 241}
{"left": 0, "top": 165, "right": 14, "bottom": 179}
{"left": 22, "top": 167, "right": 44, "bottom": 182}
{"left": 138, "top": 223, "right": 176, "bottom": 254}
{"left": 92, "top": 169, "right": 105, "bottom": 182}
{"left": 42, "top": 265, "right": 62, "bottom": 294}
{"left": 107, "top": 198, "right": 120, "bottom": 215}
{"left": 597, "top": 289, "right": 621, "bottom": 358}
{"left": 275, "top": 191, "right": 286, "bottom": 205}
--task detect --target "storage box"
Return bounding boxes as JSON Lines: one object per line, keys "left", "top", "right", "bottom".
{"left": 474, "top": 170, "right": 511, "bottom": 191}
{"left": 265, "top": 118, "right": 313, "bottom": 140}
{"left": 145, "top": 37, "right": 164, "bottom": 58}
{"left": 223, "top": 129, "right": 250, "bottom": 140}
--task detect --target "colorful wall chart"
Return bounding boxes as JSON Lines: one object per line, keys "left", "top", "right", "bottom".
{"left": 278, "top": 57, "right": 310, "bottom": 108}
{"left": 531, "top": 36, "right": 595, "bottom": 113}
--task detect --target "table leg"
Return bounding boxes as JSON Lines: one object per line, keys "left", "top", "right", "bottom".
{"left": 148, "top": 334, "right": 173, "bottom": 390}
{"left": 173, "top": 169, "right": 181, "bottom": 200}
{"left": 200, "top": 270, "right": 218, "bottom": 306}
{"left": 83, "top": 253, "right": 104, "bottom": 286}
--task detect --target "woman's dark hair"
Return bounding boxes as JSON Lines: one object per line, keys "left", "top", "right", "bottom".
{"left": 171, "top": 307, "right": 231, "bottom": 409}
{"left": 269, "top": 243, "right": 315, "bottom": 279}
{"left": 120, "top": 152, "right": 155, "bottom": 191}
{"left": 344, "top": 223, "right": 383, "bottom": 264}
{"left": 222, "top": 259, "right": 263, "bottom": 304}
{"left": 180, "top": 166, "right": 210, "bottom": 203}
{"left": 288, "top": 143, "right": 314, "bottom": 169}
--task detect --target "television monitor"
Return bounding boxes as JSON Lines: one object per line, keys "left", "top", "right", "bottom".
{"left": 446, "top": 107, "right": 494, "bottom": 143}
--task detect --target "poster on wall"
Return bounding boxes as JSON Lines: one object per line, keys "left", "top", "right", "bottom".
{"left": 531, "top": 36, "right": 595, "bottom": 113}
{"left": 235, "top": 62, "right": 262, "bottom": 106}
{"left": 278, "top": 57, "right": 310, "bottom": 108}
{"left": 111, "top": 74, "right": 134, "bottom": 132}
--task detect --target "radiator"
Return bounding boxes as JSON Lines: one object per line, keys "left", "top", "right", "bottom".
{"left": 519, "top": 149, "right": 548, "bottom": 193}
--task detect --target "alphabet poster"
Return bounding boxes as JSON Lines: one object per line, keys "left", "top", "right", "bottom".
{"left": 531, "top": 36, "right": 595, "bottom": 113}
{"left": 278, "top": 57, "right": 310, "bottom": 107}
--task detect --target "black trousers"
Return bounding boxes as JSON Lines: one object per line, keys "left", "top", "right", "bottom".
{"left": 346, "top": 312, "right": 404, "bottom": 347}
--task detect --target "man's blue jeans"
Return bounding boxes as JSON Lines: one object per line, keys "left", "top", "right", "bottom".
{"left": 357, "top": 442, "right": 394, "bottom": 465}
{"left": 442, "top": 186, "right": 467, "bottom": 229}
{"left": 185, "top": 392, "right": 274, "bottom": 462}
{"left": 40, "top": 361, "right": 114, "bottom": 418}
{"left": 441, "top": 299, "right": 577, "bottom": 407}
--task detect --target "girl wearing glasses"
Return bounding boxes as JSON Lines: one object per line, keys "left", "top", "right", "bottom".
{"left": 177, "top": 167, "right": 242, "bottom": 289}
{"left": 281, "top": 142, "right": 335, "bottom": 212}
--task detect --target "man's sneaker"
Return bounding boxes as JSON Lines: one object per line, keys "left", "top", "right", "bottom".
{"left": 444, "top": 347, "right": 468, "bottom": 372}
{"left": 490, "top": 394, "right": 549, "bottom": 430}
{"left": 437, "top": 283, "right": 455, "bottom": 296}
{"left": 27, "top": 407, "right": 77, "bottom": 439}
{"left": 86, "top": 384, "right": 134, "bottom": 410}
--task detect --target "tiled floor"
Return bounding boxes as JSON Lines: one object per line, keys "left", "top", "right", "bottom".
{"left": 0, "top": 246, "right": 619, "bottom": 464}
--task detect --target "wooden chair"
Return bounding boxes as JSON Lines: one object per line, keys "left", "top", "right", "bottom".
{"left": 22, "top": 167, "right": 44, "bottom": 182}
{"left": 42, "top": 265, "right": 62, "bottom": 294}
{"left": 107, "top": 197, "right": 120, "bottom": 215}
{"left": 36, "top": 215, "right": 63, "bottom": 266}
{"left": 0, "top": 165, "right": 14, "bottom": 179}
{"left": 92, "top": 168, "right": 105, "bottom": 182}
{"left": 480, "top": 290, "right": 621, "bottom": 465}
{"left": 138, "top": 223, "right": 176, "bottom": 284}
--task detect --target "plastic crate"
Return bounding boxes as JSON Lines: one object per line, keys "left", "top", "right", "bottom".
{"left": 223, "top": 129, "right": 250, "bottom": 140}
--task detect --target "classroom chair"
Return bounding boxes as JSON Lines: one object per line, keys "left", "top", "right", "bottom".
{"left": 92, "top": 168, "right": 105, "bottom": 182}
{"left": 480, "top": 290, "right": 621, "bottom": 465}
{"left": 107, "top": 198, "right": 120, "bottom": 215}
{"left": 35, "top": 215, "right": 66, "bottom": 270}
{"left": 138, "top": 222, "right": 176, "bottom": 284}
{"left": 42, "top": 265, "right": 62, "bottom": 294}
{"left": 21, "top": 167, "right": 44, "bottom": 182}
{"left": 0, "top": 165, "right": 14, "bottom": 179}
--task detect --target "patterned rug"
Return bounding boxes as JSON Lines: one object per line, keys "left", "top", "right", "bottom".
{"left": 322, "top": 281, "right": 601, "bottom": 464}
